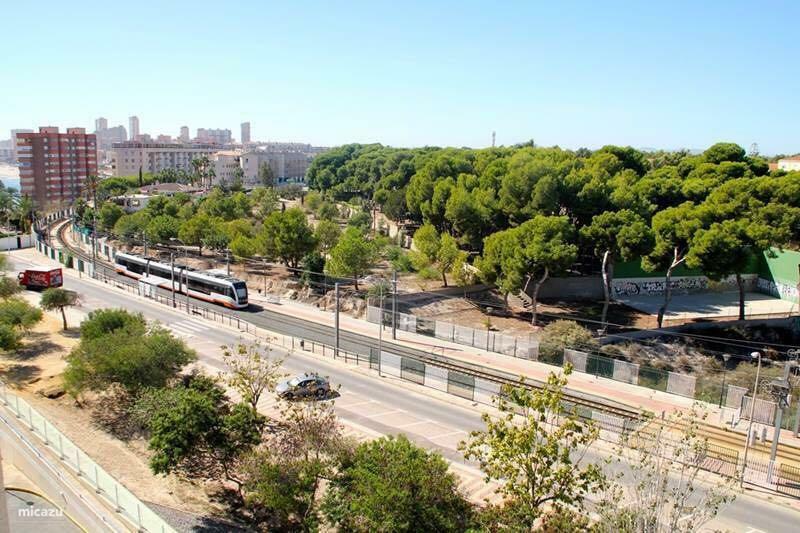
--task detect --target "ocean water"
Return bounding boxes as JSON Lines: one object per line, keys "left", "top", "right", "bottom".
{"left": 0, "top": 165, "right": 20, "bottom": 191}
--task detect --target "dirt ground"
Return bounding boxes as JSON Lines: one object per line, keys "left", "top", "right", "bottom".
{"left": 0, "top": 309, "right": 218, "bottom": 517}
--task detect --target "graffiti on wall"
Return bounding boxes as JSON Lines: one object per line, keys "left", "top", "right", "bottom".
{"left": 612, "top": 277, "right": 708, "bottom": 297}
{"left": 757, "top": 278, "right": 798, "bottom": 301}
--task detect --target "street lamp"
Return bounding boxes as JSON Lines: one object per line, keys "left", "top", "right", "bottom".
{"left": 740, "top": 351, "right": 762, "bottom": 489}
{"left": 719, "top": 353, "right": 731, "bottom": 408}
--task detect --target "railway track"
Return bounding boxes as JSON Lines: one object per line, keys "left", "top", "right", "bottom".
{"left": 52, "top": 219, "right": 642, "bottom": 422}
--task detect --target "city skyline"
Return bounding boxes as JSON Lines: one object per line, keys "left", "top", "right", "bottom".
{"left": 2, "top": 0, "right": 799, "bottom": 154}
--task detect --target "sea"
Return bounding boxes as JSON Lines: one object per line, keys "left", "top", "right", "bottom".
{"left": 0, "top": 163, "right": 20, "bottom": 191}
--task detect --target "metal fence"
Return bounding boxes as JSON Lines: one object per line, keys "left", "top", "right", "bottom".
{"left": 0, "top": 382, "right": 175, "bottom": 532}
{"left": 367, "top": 305, "right": 538, "bottom": 360}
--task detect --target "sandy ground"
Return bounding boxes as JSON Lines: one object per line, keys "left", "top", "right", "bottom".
{"left": 0, "top": 298, "right": 218, "bottom": 517}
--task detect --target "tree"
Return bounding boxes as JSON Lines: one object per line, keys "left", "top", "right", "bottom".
{"left": 258, "top": 162, "right": 276, "bottom": 188}
{"left": 451, "top": 252, "right": 475, "bottom": 296}
{"left": 0, "top": 277, "right": 21, "bottom": 299}
{"left": 515, "top": 216, "right": 578, "bottom": 325}
{"left": 146, "top": 214, "right": 180, "bottom": 244}
{"left": 229, "top": 235, "right": 257, "bottom": 259}
{"left": 300, "top": 252, "right": 326, "bottom": 288}
{"left": 40, "top": 288, "right": 79, "bottom": 330}
{"left": 251, "top": 186, "right": 281, "bottom": 218}
{"left": 178, "top": 213, "right": 213, "bottom": 255}
{"left": 326, "top": 227, "right": 377, "bottom": 290}
{"left": 0, "top": 298, "right": 43, "bottom": 331}
{"left": 79, "top": 309, "right": 145, "bottom": 340}
{"left": 323, "top": 434, "right": 472, "bottom": 532}
{"left": 413, "top": 224, "right": 440, "bottom": 265}
{"left": 348, "top": 209, "right": 373, "bottom": 233}
{"left": 314, "top": 220, "right": 341, "bottom": 254}
{"left": 0, "top": 323, "right": 20, "bottom": 351}
{"left": 461, "top": 369, "right": 604, "bottom": 530}
{"left": 221, "top": 339, "right": 285, "bottom": 410}
{"left": 145, "top": 374, "right": 265, "bottom": 493}
{"left": 98, "top": 202, "right": 124, "bottom": 232}
{"left": 244, "top": 400, "right": 349, "bottom": 530}
{"left": 643, "top": 202, "right": 703, "bottom": 328}
{"left": 580, "top": 210, "right": 653, "bottom": 331}
{"left": 257, "top": 208, "right": 317, "bottom": 268}
{"left": 596, "top": 407, "right": 736, "bottom": 533}
{"left": 316, "top": 202, "right": 340, "bottom": 221}
{"left": 437, "top": 233, "right": 461, "bottom": 287}
{"left": 111, "top": 211, "right": 148, "bottom": 242}
{"left": 64, "top": 322, "right": 196, "bottom": 396}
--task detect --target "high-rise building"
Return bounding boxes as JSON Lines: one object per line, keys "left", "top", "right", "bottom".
{"left": 179, "top": 126, "right": 190, "bottom": 143}
{"left": 10, "top": 129, "right": 34, "bottom": 163}
{"left": 128, "top": 116, "right": 140, "bottom": 141}
{"left": 95, "top": 117, "right": 108, "bottom": 132}
{"left": 240, "top": 122, "right": 251, "bottom": 144}
{"left": 196, "top": 128, "right": 232, "bottom": 145}
{"left": 16, "top": 127, "right": 97, "bottom": 207}
{"left": 95, "top": 125, "right": 127, "bottom": 151}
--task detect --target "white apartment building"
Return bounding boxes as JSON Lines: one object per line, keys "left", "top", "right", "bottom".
{"left": 196, "top": 128, "right": 232, "bottom": 145}
{"left": 112, "top": 142, "right": 216, "bottom": 176}
{"left": 212, "top": 150, "right": 243, "bottom": 185}
{"left": 778, "top": 156, "right": 800, "bottom": 172}
{"left": 128, "top": 116, "right": 140, "bottom": 140}
{"left": 240, "top": 150, "right": 312, "bottom": 186}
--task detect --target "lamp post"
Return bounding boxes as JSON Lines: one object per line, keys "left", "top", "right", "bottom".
{"left": 719, "top": 353, "right": 731, "bottom": 408}
{"left": 741, "top": 351, "right": 762, "bottom": 489}
{"left": 378, "top": 281, "right": 384, "bottom": 377}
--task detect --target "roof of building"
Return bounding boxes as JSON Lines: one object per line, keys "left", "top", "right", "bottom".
{"left": 139, "top": 182, "right": 200, "bottom": 194}
{"left": 778, "top": 156, "right": 800, "bottom": 162}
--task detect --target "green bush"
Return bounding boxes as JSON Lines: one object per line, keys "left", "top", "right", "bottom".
{"left": 538, "top": 320, "right": 598, "bottom": 366}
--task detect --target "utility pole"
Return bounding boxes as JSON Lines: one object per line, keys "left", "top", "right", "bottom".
{"left": 90, "top": 175, "right": 98, "bottom": 279}
{"left": 392, "top": 270, "right": 397, "bottom": 340}
{"left": 226, "top": 249, "right": 231, "bottom": 276}
{"left": 170, "top": 252, "right": 176, "bottom": 307}
{"left": 769, "top": 361, "right": 794, "bottom": 479}
{"left": 334, "top": 282, "right": 340, "bottom": 359}
{"left": 378, "top": 282, "right": 383, "bottom": 377}
{"left": 741, "top": 351, "right": 762, "bottom": 489}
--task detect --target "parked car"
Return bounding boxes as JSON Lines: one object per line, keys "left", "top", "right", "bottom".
{"left": 276, "top": 373, "right": 330, "bottom": 400}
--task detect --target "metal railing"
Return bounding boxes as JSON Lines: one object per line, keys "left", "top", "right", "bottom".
{"left": 0, "top": 381, "right": 175, "bottom": 532}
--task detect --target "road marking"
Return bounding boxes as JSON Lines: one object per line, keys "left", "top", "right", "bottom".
{"left": 395, "top": 419, "right": 433, "bottom": 429}
{"left": 363, "top": 409, "right": 403, "bottom": 419}
{"left": 428, "top": 429, "right": 468, "bottom": 439}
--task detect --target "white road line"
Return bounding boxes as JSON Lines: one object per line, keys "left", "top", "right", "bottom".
{"left": 428, "top": 429, "right": 468, "bottom": 439}
{"left": 395, "top": 419, "right": 432, "bottom": 429}
{"left": 336, "top": 399, "right": 376, "bottom": 409}
{"left": 363, "top": 409, "right": 403, "bottom": 419}
{"left": 166, "top": 325, "right": 194, "bottom": 337}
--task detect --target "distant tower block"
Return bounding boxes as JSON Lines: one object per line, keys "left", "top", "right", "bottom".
{"left": 492, "top": 131, "right": 496, "bottom": 148}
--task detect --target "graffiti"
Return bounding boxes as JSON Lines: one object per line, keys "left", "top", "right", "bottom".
{"left": 757, "top": 278, "right": 798, "bottom": 301}
{"left": 612, "top": 277, "right": 709, "bottom": 297}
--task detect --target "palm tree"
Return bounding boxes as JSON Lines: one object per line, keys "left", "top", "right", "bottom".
{"left": 15, "top": 195, "right": 35, "bottom": 234}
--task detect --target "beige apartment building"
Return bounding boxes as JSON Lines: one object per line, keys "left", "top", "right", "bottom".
{"left": 240, "top": 150, "right": 312, "bottom": 186}
{"left": 212, "top": 150, "right": 243, "bottom": 185}
{"left": 112, "top": 142, "right": 216, "bottom": 176}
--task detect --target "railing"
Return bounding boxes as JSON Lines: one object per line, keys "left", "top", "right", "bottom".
{"left": 0, "top": 381, "right": 175, "bottom": 532}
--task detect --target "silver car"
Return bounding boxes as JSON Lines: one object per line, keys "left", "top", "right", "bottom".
{"left": 276, "top": 373, "right": 330, "bottom": 400}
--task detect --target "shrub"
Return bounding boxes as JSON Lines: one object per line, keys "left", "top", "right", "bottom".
{"left": 538, "top": 320, "right": 598, "bottom": 365}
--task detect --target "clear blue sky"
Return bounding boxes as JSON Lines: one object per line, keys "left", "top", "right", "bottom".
{"left": 2, "top": 0, "right": 798, "bottom": 154}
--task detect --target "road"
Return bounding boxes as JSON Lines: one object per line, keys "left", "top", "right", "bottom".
{"left": 9, "top": 250, "right": 800, "bottom": 531}
{"left": 0, "top": 406, "right": 131, "bottom": 532}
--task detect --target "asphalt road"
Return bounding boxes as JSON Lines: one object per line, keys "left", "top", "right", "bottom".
{"left": 9, "top": 251, "right": 800, "bottom": 532}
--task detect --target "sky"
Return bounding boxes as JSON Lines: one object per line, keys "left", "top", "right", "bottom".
{"left": 2, "top": 0, "right": 798, "bottom": 154}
